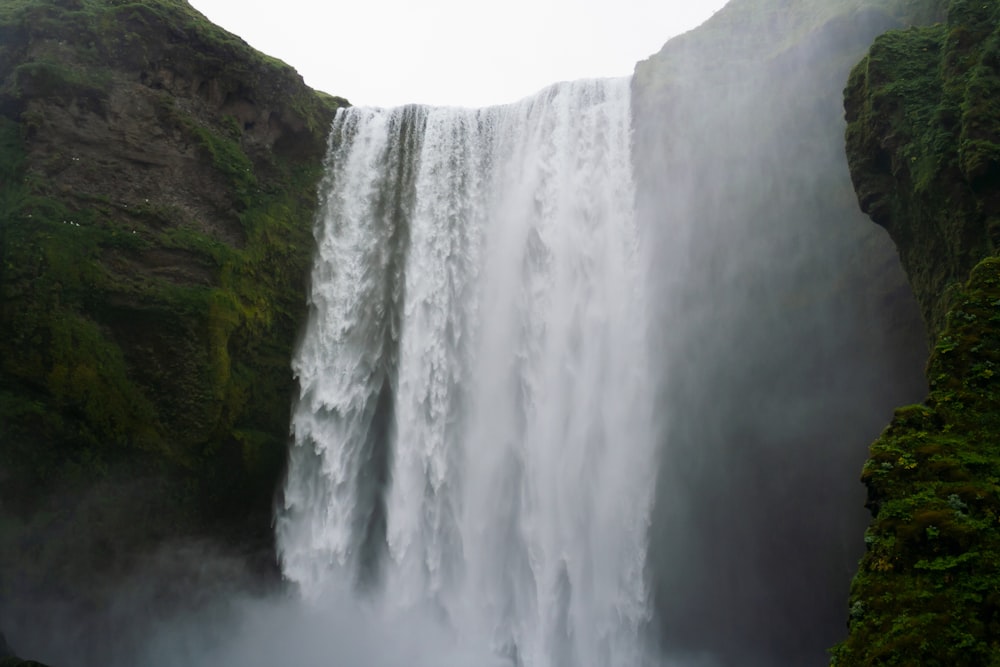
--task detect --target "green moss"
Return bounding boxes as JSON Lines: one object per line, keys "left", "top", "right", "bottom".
{"left": 1, "top": 117, "right": 165, "bottom": 474}
{"left": 844, "top": 0, "right": 1000, "bottom": 338}
{"left": 11, "top": 58, "right": 109, "bottom": 100}
{"left": 833, "top": 257, "right": 1000, "bottom": 666}
{"left": 837, "top": 3, "right": 1000, "bottom": 662}
{"left": 0, "top": 0, "right": 344, "bottom": 568}
{"left": 190, "top": 123, "right": 258, "bottom": 203}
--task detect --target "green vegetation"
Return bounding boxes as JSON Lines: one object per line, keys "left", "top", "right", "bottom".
{"left": 844, "top": 0, "right": 1000, "bottom": 339}
{"left": 832, "top": 258, "right": 1000, "bottom": 665}
{"left": 0, "top": 0, "right": 346, "bottom": 593}
{"left": 837, "top": 1, "right": 1000, "bottom": 663}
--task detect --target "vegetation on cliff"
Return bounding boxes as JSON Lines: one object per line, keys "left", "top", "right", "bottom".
{"left": 844, "top": 0, "right": 999, "bottom": 340}
{"left": 838, "top": 0, "right": 1000, "bottom": 663}
{"left": 0, "top": 0, "right": 344, "bottom": 616}
{"left": 833, "top": 258, "right": 1000, "bottom": 665}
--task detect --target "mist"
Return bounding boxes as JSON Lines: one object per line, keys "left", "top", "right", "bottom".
{"left": 632, "top": 5, "right": 927, "bottom": 665}
{"left": 2, "top": 540, "right": 511, "bottom": 667}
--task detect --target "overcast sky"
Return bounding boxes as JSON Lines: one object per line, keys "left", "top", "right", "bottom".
{"left": 187, "top": 0, "right": 730, "bottom": 108}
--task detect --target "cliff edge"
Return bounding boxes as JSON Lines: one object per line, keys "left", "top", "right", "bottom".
{"left": 0, "top": 0, "right": 343, "bottom": 639}
{"left": 838, "top": 0, "right": 1000, "bottom": 663}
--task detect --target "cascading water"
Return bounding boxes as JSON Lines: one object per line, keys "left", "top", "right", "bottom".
{"left": 277, "top": 78, "right": 656, "bottom": 667}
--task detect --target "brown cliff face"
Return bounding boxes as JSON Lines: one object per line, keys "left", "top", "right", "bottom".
{"left": 1, "top": 0, "right": 342, "bottom": 247}
{"left": 0, "top": 0, "right": 345, "bottom": 638}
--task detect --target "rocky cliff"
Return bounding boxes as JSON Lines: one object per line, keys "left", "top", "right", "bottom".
{"left": 0, "top": 0, "right": 343, "bottom": 648}
{"left": 837, "top": 0, "right": 1000, "bottom": 663}
{"left": 631, "top": 0, "right": 938, "bottom": 663}
{"left": 845, "top": 0, "right": 999, "bottom": 341}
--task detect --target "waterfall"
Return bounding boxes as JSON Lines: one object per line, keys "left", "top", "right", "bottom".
{"left": 277, "top": 78, "right": 655, "bottom": 667}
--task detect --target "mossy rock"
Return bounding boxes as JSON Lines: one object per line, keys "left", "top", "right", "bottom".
{"left": 836, "top": 2, "right": 1000, "bottom": 662}
{"left": 0, "top": 0, "right": 346, "bottom": 606}
{"left": 832, "top": 257, "right": 1000, "bottom": 665}
{"left": 844, "top": 0, "right": 1000, "bottom": 341}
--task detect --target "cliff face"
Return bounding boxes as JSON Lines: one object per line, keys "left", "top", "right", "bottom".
{"left": 845, "top": 0, "right": 1000, "bottom": 341}
{"left": 631, "top": 0, "right": 938, "bottom": 663}
{"left": 838, "top": 1, "right": 1000, "bottom": 663}
{"left": 0, "top": 0, "right": 342, "bottom": 632}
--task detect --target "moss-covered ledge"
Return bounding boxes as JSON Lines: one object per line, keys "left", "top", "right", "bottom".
{"left": 832, "top": 256, "right": 1000, "bottom": 665}
{"left": 0, "top": 0, "right": 345, "bottom": 606}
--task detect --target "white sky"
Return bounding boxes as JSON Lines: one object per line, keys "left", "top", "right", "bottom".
{"left": 188, "top": 0, "right": 730, "bottom": 108}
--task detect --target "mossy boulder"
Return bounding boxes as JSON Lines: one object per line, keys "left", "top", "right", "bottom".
{"left": 0, "top": 0, "right": 344, "bottom": 618}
